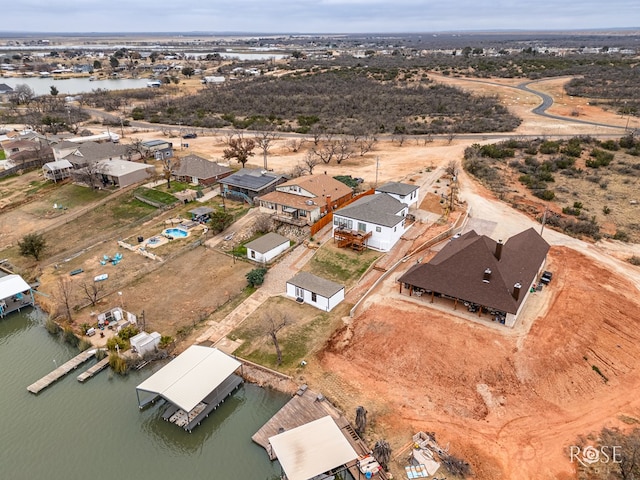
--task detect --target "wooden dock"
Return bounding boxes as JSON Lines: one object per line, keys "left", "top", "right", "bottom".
{"left": 77, "top": 356, "right": 110, "bottom": 383}
{"left": 27, "top": 349, "right": 97, "bottom": 394}
{"left": 252, "top": 387, "right": 388, "bottom": 479}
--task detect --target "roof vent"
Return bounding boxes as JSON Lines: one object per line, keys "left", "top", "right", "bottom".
{"left": 512, "top": 282, "right": 522, "bottom": 300}
{"left": 495, "top": 240, "right": 503, "bottom": 260}
{"left": 483, "top": 268, "right": 492, "bottom": 283}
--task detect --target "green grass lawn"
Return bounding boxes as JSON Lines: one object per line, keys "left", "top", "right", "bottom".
{"left": 305, "top": 243, "right": 380, "bottom": 288}
{"left": 0, "top": 149, "right": 5, "bottom": 160}
{"left": 134, "top": 187, "right": 178, "bottom": 206}
{"left": 231, "top": 297, "right": 348, "bottom": 370}
{"left": 49, "top": 183, "right": 109, "bottom": 208}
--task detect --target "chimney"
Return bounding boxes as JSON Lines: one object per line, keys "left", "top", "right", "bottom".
{"left": 483, "top": 268, "right": 492, "bottom": 283}
{"left": 495, "top": 240, "right": 503, "bottom": 260}
{"left": 512, "top": 282, "right": 522, "bottom": 300}
{"left": 326, "top": 195, "right": 332, "bottom": 212}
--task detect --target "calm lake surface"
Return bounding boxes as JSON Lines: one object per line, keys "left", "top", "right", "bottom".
{"left": 0, "top": 308, "right": 289, "bottom": 480}
{"left": 0, "top": 77, "right": 152, "bottom": 96}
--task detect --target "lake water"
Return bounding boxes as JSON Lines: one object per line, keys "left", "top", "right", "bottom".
{"left": 0, "top": 308, "right": 289, "bottom": 480}
{"left": 0, "top": 77, "right": 152, "bottom": 96}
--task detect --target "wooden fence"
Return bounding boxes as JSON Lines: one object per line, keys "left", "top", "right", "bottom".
{"left": 309, "top": 188, "right": 374, "bottom": 237}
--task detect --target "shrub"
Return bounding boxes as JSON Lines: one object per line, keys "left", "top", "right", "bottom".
{"left": 628, "top": 256, "right": 640, "bottom": 266}
{"left": 586, "top": 148, "right": 614, "bottom": 168}
{"left": 539, "top": 140, "right": 560, "bottom": 154}
{"left": 603, "top": 206, "right": 611, "bottom": 215}
{"left": 109, "top": 352, "right": 129, "bottom": 375}
{"left": 534, "top": 190, "right": 555, "bottom": 201}
{"left": 117, "top": 325, "right": 139, "bottom": 341}
{"left": 106, "top": 336, "right": 128, "bottom": 352}
{"left": 159, "top": 335, "right": 173, "bottom": 349}
{"left": 45, "top": 316, "right": 61, "bottom": 335}
{"left": 246, "top": 268, "right": 267, "bottom": 287}
{"left": 78, "top": 338, "right": 93, "bottom": 352}
{"left": 63, "top": 327, "right": 79, "bottom": 347}
{"left": 613, "top": 230, "right": 630, "bottom": 242}
{"left": 599, "top": 139, "right": 620, "bottom": 151}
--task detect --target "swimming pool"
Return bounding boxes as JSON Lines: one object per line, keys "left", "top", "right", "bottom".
{"left": 163, "top": 227, "right": 189, "bottom": 239}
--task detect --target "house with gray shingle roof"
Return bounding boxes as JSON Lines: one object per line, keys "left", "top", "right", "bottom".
{"left": 332, "top": 193, "right": 408, "bottom": 252}
{"left": 53, "top": 141, "right": 134, "bottom": 168}
{"left": 286, "top": 271, "right": 345, "bottom": 312}
{"left": 375, "top": 181, "right": 419, "bottom": 208}
{"left": 245, "top": 232, "right": 290, "bottom": 263}
{"left": 172, "top": 154, "right": 232, "bottom": 186}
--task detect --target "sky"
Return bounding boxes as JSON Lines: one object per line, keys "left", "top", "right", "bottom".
{"left": 3, "top": 0, "right": 639, "bottom": 34}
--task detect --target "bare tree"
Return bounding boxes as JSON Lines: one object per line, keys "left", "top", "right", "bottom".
{"left": 81, "top": 281, "right": 104, "bottom": 307}
{"left": 335, "top": 137, "right": 354, "bottom": 164}
{"left": 253, "top": 214, "right": 273, "bottom": 234}
{"left": 223, "top": 133, "right": 256, "bottom": 167}
{"left": 357, "top": 134, "right": 378, "bottom": 156}
{"left": 301, "top": 150, "right": 321, "bottom": 174}
{"left": 162, "top": 156, "right": 180, "bottom": 189}
{"left": 285, "top": 138, "right": 307, "bottom": 153}
{"left": 446, "top": 131, "right": 457, "bottom": 145}
{"left": 313, "top": 142, "right": 338, "bottom": 164}
{"left": 264, "top": 311, "right": 289, "bottom": 366}
{"left": 445, "top": 159, "right": 459, "bottom": 178}
{"left": 253, "top": 127, "right": 280, "bottom": 170}
{"left": 72, "top": 160, "right": 102, "bottom": 189}
{"left": 56, "top": 278, "right": 74, "bottom": 322}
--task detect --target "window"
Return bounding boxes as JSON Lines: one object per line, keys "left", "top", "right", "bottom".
{"left": 295, "top": 287, "right": 303, "bottom": 298}
{"left": 357, "top": 222, "right": 366, "bottom": 232}
{"left": 376, "top": 226, "right": 381, "bottom": 233}
{"left": 251, "top": 250, "right": 255, "bottom": 258}
{"left": 311, "top": 292, "right": 317, "bottom": 302}
{"left": 394, "top": 226, "right": 397, "bottom": 232}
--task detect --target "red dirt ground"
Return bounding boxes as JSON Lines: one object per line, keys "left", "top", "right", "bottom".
{"left": 305, "top": 246, "right": 640, "bottom": 480}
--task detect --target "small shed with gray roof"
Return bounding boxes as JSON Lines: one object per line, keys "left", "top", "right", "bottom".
{"left": 245, "top": 232, "right": 290, "bottom": 264}
{"left": 286, "top": 271, "right": 345, "bottom": 312}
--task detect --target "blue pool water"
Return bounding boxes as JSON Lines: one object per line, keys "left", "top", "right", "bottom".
{"left": 164, "top": 228, "right": 188, "bottom": 238}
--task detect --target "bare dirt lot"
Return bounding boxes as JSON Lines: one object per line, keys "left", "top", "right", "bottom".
{"left": 304, "top": 246, "right": 640, "bottom": 480}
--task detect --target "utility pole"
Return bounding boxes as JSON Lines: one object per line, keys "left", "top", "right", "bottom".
{"left": 540, "top": 204, "right": 548, "bottom": 236}
{"left": 375, "top": 156, "right": 380, "bottom": 187}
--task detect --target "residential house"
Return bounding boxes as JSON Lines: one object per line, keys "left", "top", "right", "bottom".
{"left": 53, "top": 141, "right": 134, "bottom": 168}
{"left": 375, "top": 181, "right": 420, "bottom": 208}
{"left": 42, "top": 159, "right": 73, "bottom": 182}
{"left": 397, "top": 228, "right": 550, "bottom": 327}
{"left": 172, "top": 154, "right": 233, "bottom": 186}
{"left": 220, "top": 168, "right": 287, "bottom": 203}
{"left": 286, "top": 271, "right": 345, "bottom": 312}
{"left": 0, "top": 83, "right": 13, "bottom": 98}
{"left": 92, "top": 159, "right": 154, "bottom": 188}
{"left": 332, "top": 193, "right": 408, "bottom": 252}
{"left": 257, "top": 174, "right": 353, "bottom": 226}
{"left": 245, "top": 232, "right": 290, "bottom": 263}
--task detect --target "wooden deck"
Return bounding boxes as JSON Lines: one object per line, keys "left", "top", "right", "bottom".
{"left": 77, "top": 356, "right": 110, "bottom": 383}
{"left": 27, "top": 349, "right": 96, "bottom": 394}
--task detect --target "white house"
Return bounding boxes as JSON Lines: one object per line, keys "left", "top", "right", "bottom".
{"left": 245, "top": 232, "right": 290, "bottom": 264}
{"left": 130, "top": 331, "right": 162, "bottom": 357}
{"left": 286, "top": 271, "right": 345, "bottom": 312}
{"left": 332, "top": 193, "right": 408, "bottom": 252}
{"left": 375, "top": 181, "right": 420, "bottom": 208}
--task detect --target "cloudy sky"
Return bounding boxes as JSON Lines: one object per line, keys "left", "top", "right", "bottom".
{"left": 4, "top": 0, "right": 639, "bottom": 33}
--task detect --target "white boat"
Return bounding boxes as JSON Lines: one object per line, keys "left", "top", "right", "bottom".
{"left": 94, "top": 274, "right": 108, "bottom": 282}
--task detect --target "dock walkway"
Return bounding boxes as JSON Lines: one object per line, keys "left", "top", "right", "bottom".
{"left": 27, "top": 349, "right": 96, "bottom": 394}
{"left": 77, "top": 356, "right": 110, "bottom": 383}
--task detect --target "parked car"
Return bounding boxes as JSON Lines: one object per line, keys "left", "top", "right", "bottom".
{"left": 182, "top": 132, "right": 197, "bottom": 139}
{"left": 540, "top": 270, "right": 553, "bottom": 284}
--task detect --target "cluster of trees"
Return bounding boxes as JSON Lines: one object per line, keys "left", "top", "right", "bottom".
{"left": 130, "top": 68, "right": 521, "bottom": 135}
{"left": 565, "top": 67, "right": 639, "bottom": 116}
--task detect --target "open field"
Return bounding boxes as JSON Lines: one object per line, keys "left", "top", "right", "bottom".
{"left": 3, "top": 63, "right": 640, "bottom": 479}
